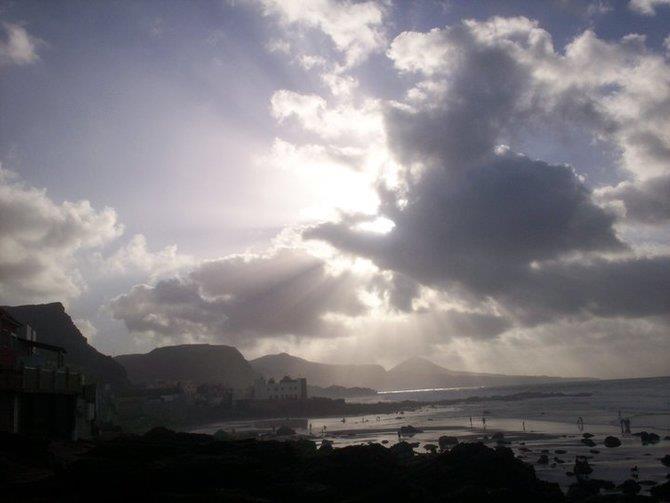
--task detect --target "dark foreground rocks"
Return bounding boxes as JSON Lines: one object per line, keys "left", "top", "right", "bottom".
{"left": 0, "top": 428, "right": 665, "bottom": 502}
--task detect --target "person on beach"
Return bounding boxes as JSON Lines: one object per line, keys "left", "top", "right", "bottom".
{"left": 522, "top": 421, "right": 526, "bottom": 432}
{"left": 577, "top": 416, "right": 584, "bottom": 431}
{"left": 482, "top": 417, "right": 486, "bottom": 429}
{"left": 624, "top": 418, "right": 631, "bottom": 434}
{"left": 469, "top": 417, "right": 473, "bottom": 428}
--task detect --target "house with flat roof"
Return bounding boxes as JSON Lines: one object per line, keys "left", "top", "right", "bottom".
{"left": 253, "top": 375, "right": 307, "bottom": 400}
{"left": 0, "top": 307, "right": 96, "bottom": 439}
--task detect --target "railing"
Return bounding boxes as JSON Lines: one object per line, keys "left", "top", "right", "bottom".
{"left": 0, "top": 366, "right": 83, "bottom": 394}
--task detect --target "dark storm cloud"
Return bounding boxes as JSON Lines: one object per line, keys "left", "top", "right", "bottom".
{"left": 109, "top": 248, "right": 369, "bottom": 343}
{"left": 306, "top": 151, "right": 624, "bottom": 297}
{"left": 599, "top": 175, "right": 670, "bottom": 224}
{"left": 304, "top": 17, "right": 670, "bottom": 328}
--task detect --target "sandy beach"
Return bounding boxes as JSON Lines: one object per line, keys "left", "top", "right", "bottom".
{"left": 193, "top": 378, "right": 670, "bottom": 496}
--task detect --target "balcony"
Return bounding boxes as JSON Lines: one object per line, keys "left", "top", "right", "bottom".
{"left": 0, "top": 366, "right": 83, "bottom": 394}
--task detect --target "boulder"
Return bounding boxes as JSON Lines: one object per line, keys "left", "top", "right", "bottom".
{"left": 537, "top": 454, "right": 549, "bottom": 465}
{"left": 399, "top": 425, "right": 423, "bottom": 436}
{"left": 389, "top": 441, "right": 415, "bottom": 461}
{"left": 423, "top": 444, "right": 438, "bottom": 454}
{"left": 438, "top": 436, "right": 459, "bottom": 450}
{"left": 276, "top": 426, "right": 296, "bottom": 436}
{"left": 650, "top": 480, "right": 670, "bottom": 500}
{"left": 580, "top": 438, "right": 596, "bottom": 447}
{"left": 573, "top": 456, "right": 593, "bottom": 476}
{"left": 603, "top": 436, "right": 621, "bottom": 448}
{"left": 634, "top": 431, "right": 660, "bottom": 444}
{"left": 617, "top": 479, "right": 641, "bottom": 495}
{"left": 661, "top": 454, "right": 670, "bottom": 467}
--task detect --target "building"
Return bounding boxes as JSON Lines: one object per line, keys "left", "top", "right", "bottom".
{"left": 0, "top": 307, "right": 96, "bottom": 440}
{"left": 253, "top": 375, "right": 307, "bottom": 400}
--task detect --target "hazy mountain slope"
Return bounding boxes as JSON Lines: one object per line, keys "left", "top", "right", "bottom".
{"left": 386, "top": 356, "right": 579, "bottom": 390}
{"left": 4, "top": 303, "right": 128, "bottom": 387}
{"left": 115, "top": 344, "right": 257, "bottom": 388}
{"left": 250, "top": 353, "right": 387, "bottom": 389}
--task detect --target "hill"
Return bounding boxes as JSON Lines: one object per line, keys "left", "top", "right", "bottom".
{"left": 115, "top": 344, "right": 257, "bottom": 388}
{"left": 250, "top": 353, "right": 387, "bottom": 389}
{"left": 386, "top": 356, "right": 580, "bottom": 390}
{"left": 4, "top": 303, "right": 128, "bottom": 387}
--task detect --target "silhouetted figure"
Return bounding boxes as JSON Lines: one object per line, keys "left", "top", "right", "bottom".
{"left": 522, "top": 421, "right": 526, "bottom": 432}
{"left": 469, "top": 416, "right": 473, "bottom": 428}
{"left": 624, "top": 418, "right": 631, "bottom": 434}
{"left": 482, "top": 417, "right": 486, "bottom": 429}
{"left": 309, "top": 423, "right": 312, "bottom": 434}
{"left": 577, "top": 416, "right": 584, "bottom": 432}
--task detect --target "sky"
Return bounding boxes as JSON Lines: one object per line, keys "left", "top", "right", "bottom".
{"left": 1, "top": 0, "right": 669, "bottom": 378}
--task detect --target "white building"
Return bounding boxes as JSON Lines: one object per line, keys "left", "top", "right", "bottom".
{"left": 253, "top": 375, "right": 307, "bottom": 400}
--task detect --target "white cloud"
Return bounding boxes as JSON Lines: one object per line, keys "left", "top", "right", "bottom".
{"left": 74, "top": 318, "right": 98, "bottom": 342}
{"left": 258, "top": 0, "right": 387, "bottom": 67}
{"left": 0, "top": 22, "right": 40, "bottom": 67}
{"left": 270, "top": 89, "right": 382, "bottom": 141}
{"left": 94, "top": 233, "right": 194, "bottom": 280}
{"left": 629, "top": 0, "right": 670, "bottom": 15}
{"left": 0, "top": 168, "right": 123, "bottom": 304}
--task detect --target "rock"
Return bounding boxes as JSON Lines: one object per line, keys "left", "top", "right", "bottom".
{"left": 618, "top": 479, "right": 641, "bottom": 495}
{"left": 554, "top": 449, "right": 566, "bottom": 454}
{"left": 589, "top": 449, "right": 600, "bottom": 454}
{"left": 320, "top": 439, "right": 334, "bottom": 452}
{"left": 213, "top": 429, "right": 232, "bottom": 441}
{"left": 408, "top": 442, "right": 420, "bottom": 448}
{"left": 582, "top": 433, "right": 594, "bottom": 439}
{"left": 491, "top": 432, "right": 505, "bottom": 440}
{"left": 276, "top": 426, "right": 296, "bottom": 436}
{"left": 661, "top": 454, "right": 670, "bottom": 467}
{"left": 580, "top": 438, "right": 596, "bottom": 447}
{"left": 381, "top": 440, "right": 389, "bottom": 445}
{"left": 537, "top": 454, "right": 549, "bottom": 465}
{"left": 635, "top": 431, "right": 661, "bottom": 444}
{"left": 650, "top": 480, "right": 670, "bottom": 500}
{"left": 603, "top": 436, "right": 621, "bottom": 448}
{"left": 567, "top": 479, "right": 615, "bottom": 500}
{"left": 573, "top": 456, "right": 593, "bottom": 476}
{"left": 553, "top": 457, "right": 565, "bottom": 464}
{"left": 389, "top": 441, "right": 415, "bottom": 461}
{"left": 423, "top": 444, "right": 438, "bottom": 454}
{"left": 438, "top": 436, "right": 459, "bottom": 450}
{"left": 399, "top": 425, "right": 423, "bottom": 436}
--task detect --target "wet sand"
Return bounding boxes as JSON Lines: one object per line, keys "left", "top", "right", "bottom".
{"left": 194, "top": 404, "right": 670, "bottom": 496}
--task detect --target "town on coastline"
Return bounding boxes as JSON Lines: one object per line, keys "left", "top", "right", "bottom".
{"left": 1, "top": 303, "right": 669, "bottom": 501}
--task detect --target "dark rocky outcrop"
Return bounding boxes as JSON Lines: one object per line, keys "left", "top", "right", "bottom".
{"left": 634, "top": 431, "right": 661, "bottom": 445}
{"left": 603, "top": 436, "right": 622, "bottom": 448}
{"left": 115, "top": 344, "right": 256, "bottom": 388}
{"left": 438, "top": 435, "right": 459, "bottom": 450}
{"left": 4, "top": 303, "right": 127, "bottom": 387}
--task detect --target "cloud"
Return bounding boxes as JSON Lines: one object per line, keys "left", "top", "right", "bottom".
{"left": 0, "top": 168, "right": 123, "bottom": 304}
{"left": 304, "top": 17, "right": 670, "bottom": 331}
{"left": 74, "top": 318, "right": 98, "bottom": 342}
{"left": 95, "top": 233, "right": 195, "bottom": 280}
{"left": 257, "top": 0, "right": 387, "bottom": 67}
{"left": 596, "top": 175, "right": 670, "bottom": 224}
{"left": 270, "top": 90, "right": 382, "bottom": 141}
{"left": 109, "top": 247, "right": 373, "bottom": 346}
{"left": 0, "top": 22, "right": 40, "bottom": 67}
{"left": 628, "top": 0, "right": 670, "bottom": 15}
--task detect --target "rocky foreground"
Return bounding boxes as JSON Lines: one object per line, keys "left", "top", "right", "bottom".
{"left": 1, "top": 429, "right": 668, "bottom": 502}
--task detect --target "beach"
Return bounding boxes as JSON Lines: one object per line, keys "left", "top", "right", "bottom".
{"left": 193, "top": 376, "right": 670, "bottom": 495}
